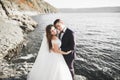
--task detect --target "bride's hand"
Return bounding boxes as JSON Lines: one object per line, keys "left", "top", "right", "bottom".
{"left": 66, "top": 50, "right": 72, "bottom": 54}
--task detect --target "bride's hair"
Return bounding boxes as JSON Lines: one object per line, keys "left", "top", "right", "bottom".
{"left": 46, "top": 24, "right": 53, "bottom": 50}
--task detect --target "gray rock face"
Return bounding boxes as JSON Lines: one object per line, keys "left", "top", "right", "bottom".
{"left": 0, "top": 0, "right": 57, "bottom": 59}
{"left": 11, "top": 15, "right": 38, "bottom": 32}
{"left": 0, "top": 0, "right": 57, "bottom": 79}
{"left": 0, "top": 2, "right": 7, "bottom": 17}
{"left": 0, "top": 0, "right": 38, "bottom": 61}
{"left": 0, "top": 18, "right": 24, "bottom": 60}
{"left": 7, "top": 0, "right": 57, "bottom": 13}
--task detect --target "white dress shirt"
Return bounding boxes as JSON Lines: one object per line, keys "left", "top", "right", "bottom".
{"left": 60, "top": 27, "right": 67, "bottom": 40}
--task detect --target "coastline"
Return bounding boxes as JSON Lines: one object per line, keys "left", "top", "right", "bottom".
{"left": 0, "top": 0, "right": 57, "bottom": 79}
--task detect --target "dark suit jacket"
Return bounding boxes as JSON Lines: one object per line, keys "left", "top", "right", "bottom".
{"left": 59, "top": 28, "right": 75, "bottom": 64}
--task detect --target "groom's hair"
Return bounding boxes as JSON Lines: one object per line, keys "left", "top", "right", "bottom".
{"left": 53, "top": 19, "right": 61, "bottom": 26}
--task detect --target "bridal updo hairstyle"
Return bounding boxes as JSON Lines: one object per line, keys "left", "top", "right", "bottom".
{"left": 46, "top": 24, "right": 53, "bottom": 50}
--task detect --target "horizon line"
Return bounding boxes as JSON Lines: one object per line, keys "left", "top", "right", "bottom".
{"left": 57, "top": 6, "right": 120, "bottom": 9}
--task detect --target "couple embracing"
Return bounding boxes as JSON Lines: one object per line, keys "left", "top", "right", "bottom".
{"left": 27, "top": 19, "right": 76, "bottom": 80}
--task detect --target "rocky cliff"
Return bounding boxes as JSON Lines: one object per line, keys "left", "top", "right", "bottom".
{"left": 0, "top": 0, "right": 57, "bottom": 79}
{"left": 0, "top": 0, "right": 57, "bottom": 60}
{"left": 13, "top": 0, "right": 57, "bottom": 13}
{"left": 0, "top": 0, "right": 57, "bottom": 16}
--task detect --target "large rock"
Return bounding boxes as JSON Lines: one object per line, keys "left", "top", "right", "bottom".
{"left": 0, "top": 0, "right": 57, "bottom": 60}
{"left": 0, "top": 0, "right": 57, "bottom": 79}
{"left": 0, "top": 18, "right": 25, "bottom": 60}
{"left": 75, "top": 75, "right": 87, "bottom": 80}
{"left": 0, "top": 0, "right": 39, "bottom": 61}
{"left": 0, "top": 0, "right": 56, "bottom": 33}
{"left": 11, "top": 14, "right": 38, "bottom": 32}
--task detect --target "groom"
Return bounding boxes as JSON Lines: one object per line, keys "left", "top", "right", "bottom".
{"left": 54, "top": 19, "right": 76, "bottom": 80}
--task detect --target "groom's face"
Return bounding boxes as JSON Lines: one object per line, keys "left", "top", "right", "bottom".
{"left": 55, "top": 22, "right": 63, "bottom": 32}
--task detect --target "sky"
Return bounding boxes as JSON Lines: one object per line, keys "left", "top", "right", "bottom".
{"left": 44, "top": 0, "right": 120, "bottom": 8}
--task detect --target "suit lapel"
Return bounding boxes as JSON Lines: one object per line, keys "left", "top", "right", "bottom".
{"left": 61, "top": 28, "right": 68, "bottom": 41}
{"left": 58, "top": 32, "right": 61, "bottom": 39}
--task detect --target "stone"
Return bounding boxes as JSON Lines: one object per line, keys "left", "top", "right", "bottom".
{"left": 0, "top": 18, "right": 25, "bottom": 60}
{"left": 10, "top": 14, "right": 38, "bottom": 32}
{"left": 75, "top": 75, "right": 87, "bottom": 80}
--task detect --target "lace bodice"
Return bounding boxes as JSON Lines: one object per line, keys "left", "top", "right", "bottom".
{"left": 51, "top": 38, "right": 61, "bottom": 48}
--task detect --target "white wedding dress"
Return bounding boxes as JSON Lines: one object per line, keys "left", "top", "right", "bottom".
{"left": 27, "top": 34, "right": 72, "bottom": 80}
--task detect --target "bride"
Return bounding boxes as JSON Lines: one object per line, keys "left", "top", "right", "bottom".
{"left": 27, "top": 24, "right": 73, "bottom": 80}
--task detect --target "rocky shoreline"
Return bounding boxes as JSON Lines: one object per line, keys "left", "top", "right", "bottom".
{"left": 0, "top": 0, "right": 57, "bottom": 79}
